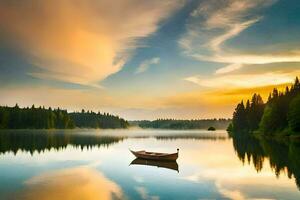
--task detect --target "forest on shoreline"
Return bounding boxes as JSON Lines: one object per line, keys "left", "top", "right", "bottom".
{"left": 0, "top": 104, "right": 231, "bottom": 130}
{"left": 132, "top": 118, "right": 231, "bottom": 130}
{"left": 228, "top": 77, "right": 300, "bottom": 138}
{"left": 0, "top": 105, "right": 129, "bottom": 129}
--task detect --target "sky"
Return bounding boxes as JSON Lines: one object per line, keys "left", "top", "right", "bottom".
{"left": 0, "top": 0, "right": 300, "bottom": 120}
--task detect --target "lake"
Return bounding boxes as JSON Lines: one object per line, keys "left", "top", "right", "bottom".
{"left": 0, "top": 129, "right": 300, "bottom": 200}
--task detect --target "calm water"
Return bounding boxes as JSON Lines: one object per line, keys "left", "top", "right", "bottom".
{"left": 0, "top": 129, "right": 300, "bottom": 200}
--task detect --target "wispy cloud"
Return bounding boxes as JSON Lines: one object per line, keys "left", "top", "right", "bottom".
{"left": 184, "top": 71, "right": 297, "bottom": 89}
{"left": 135, "top": 57, "right": 160, "bottom": 74}
{"left": 180, "top": 0, "right": 272, "bottom": 52}
{"left": 178, "top": 0, "right": 300, "bottom": 74}
{"left": 215, "top": 63, "right": 243, "bottom": 74}
{"left": 200, "top": 51, "right": 300, "bottom": 74}
{"left": 0, "top": 0, "right": 182, "bottom": 86}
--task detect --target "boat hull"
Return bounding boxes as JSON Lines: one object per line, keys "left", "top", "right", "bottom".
{"left": 130, "top": 150, "right": 178, "bottom": 161}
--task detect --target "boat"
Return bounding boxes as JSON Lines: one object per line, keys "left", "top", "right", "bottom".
{"left": 130, "top": 158, "right": 179, "bottom": 172}
{"left": 129, "top": 149, "right": 179, "bottom": 161}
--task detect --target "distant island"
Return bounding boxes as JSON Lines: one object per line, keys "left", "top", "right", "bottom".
{"left": 0, "top": 105, "right": 129, "bottom": 129}
{"left": 131, "top": 119, "right": 231, "bottom": 130}
{"left": 207, "top": 126, "right": 216, "bottom": 131}
{"left": 228, "top": 77, "right": 300, "bottom": 138}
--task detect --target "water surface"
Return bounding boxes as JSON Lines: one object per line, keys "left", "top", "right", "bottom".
{"left": 0, "top": 129, "right": 300, "bottom": 200}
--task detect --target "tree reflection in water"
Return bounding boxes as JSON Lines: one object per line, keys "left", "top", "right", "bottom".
{"left": 231, "top": 134, "right": 300, "bottom": 189}
{"left": 0, "top": 130, "right": 124, "bottom": 155}
{"left": 0, "top": 130, "right": 227, "bottom": 155}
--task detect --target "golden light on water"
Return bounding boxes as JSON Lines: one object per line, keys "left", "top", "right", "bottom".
{"left": 18, "top": 167, "right": 122, "bottom": 200}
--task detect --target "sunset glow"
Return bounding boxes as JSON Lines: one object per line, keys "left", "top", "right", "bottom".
{"left": 0, "top": 0, "right": 299, "bottom": 119}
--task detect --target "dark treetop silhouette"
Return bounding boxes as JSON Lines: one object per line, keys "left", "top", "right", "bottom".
{"left": 0, "top": 105, "right": 129, "bottom": 129}
{"left": 228, "top": 77, "right": 300, "bottom": 191}
{"left": 228, "top": 77, "right": 300, "bottom": 137}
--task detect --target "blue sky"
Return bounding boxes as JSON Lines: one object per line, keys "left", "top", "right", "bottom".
{"left": 0, "top": 0, "right": 300, "bottom": 120}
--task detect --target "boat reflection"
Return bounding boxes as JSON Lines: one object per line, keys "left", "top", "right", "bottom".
{"left": 130, "top": 158, "right": 179, "bottom": 172}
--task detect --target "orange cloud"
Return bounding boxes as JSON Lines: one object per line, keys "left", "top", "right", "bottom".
{"left": 0, "top": 0, "right": 182, "bottom": 86}
{"left": 161, "top": 83, "right": 291, "bottom": 111}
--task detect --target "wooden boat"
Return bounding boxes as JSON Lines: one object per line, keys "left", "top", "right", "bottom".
{"left": 130, "top": 158, "right": 179, "bottom": 172}
{"left": 130, "top": 149, "right": 179, "bottom": 161}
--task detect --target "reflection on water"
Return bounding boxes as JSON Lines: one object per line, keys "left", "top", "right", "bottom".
{"left": 231, "top": 134, "right": 300, "bottom": 189}
{"left": 0, "top": 130, "right": 123, "bottom": 154}
{"left": 14, "top": 167, "right": 123, "bottom": 200}
{"left": 155, "top": 134, "right": 227, "bottom": 141}
{"left": 0, "top": 129, "right": 226, "bottom": 155}
{"left": 130, "top": 158, "right": 179, "bottom": 172}
{"left": 0, "top": 129, "right": 300, "bottom": 199}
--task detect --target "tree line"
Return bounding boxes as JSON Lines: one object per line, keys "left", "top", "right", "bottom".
{"left": 228, "top": 77, "right": 300, "bottom": 136}
{"left": 0, "top": 105, "right": 129, "bottom": 129}
{"left": 70, "top": 110, "right": 129, "bottom": 129}
{"left": 133, "top": 118, "right": 231, "bottom": 130}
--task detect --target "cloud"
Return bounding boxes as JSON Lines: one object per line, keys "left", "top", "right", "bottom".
{"left": 135, "top": 57, "right": 160, "bottom": 74}
{"left": 180, "top": 0, "right": 272, "bottom": 53}
{"left": 199, "top": 51, "right": 300, "bottom": 74}
{"left": 178, "top": 0, "right": 300, "bottom": 74}
{"left": 161, "top": 71, "right": 299, "bottom": 112}
{"left": 0, "top": 0, "right": 182, "bottom": 86}
{"left": 163, "top": 83, "right": 291, "bottom": 110}
{"left": 184, "top": 71, "right": 297, "bottom": 89}
{"left": 215, "top": 63, "right": 244, "bottom": 74}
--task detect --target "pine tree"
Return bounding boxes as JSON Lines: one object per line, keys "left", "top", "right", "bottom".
{"left": 232, "top": 101, "right": 248, "bottom": 132}
{"left": 288, "top": 95, "right": 300, "bottom": 133}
